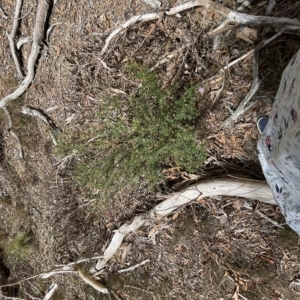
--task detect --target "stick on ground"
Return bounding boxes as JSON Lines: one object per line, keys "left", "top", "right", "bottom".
{"left": 221, "top": 31, "right": 282, "bottom": 127}
{"left": 0, "top": 0, "right": 51, "bottom": 108}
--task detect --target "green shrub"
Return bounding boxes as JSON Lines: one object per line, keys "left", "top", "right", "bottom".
{"left": 59, "top": 63, "right": 207, "bottom": 206}
{"left": 4, "top": 232, "right": 33, "bottom": 261}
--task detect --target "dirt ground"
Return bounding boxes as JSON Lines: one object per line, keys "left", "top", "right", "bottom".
{"left": 1, "top": 0, "right": 300, "bottom": 299}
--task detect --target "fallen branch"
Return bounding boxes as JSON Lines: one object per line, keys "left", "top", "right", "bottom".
{"left": 3, "top": 108, "right": 23, "bottom": 159}
{"left": 118, "top": 259, "right": 151, "bottom": 273}
{"left": 6, "top": 0, "right": 24, "bottom": 79}
{"left": 0, "top": 5, "right": 8, "bottom": 19}
{"left": 99, "top": 0, "right": 300, "bottom": 60}
{"left": 100, "top": 13, "right": 162, "bottom": 56}
{"left": 21, "top": 106, "right": 60, "bottom": 132}
{"left": 0, "top": 177, "right": 275, "bottom": 294}
{"left": 46, "top": 22, "right": 62, "bottom": 42}
{"left": 77, "top": 268, "right": 109, "bottom": 294}
{"left": 221, "top": 31, "right": 282, "bottom": 127}
{"left": 255, "top": 210, "right": 284, "bottom": 229}
{"left": 42, "top": 283, "right": 58, "bottom": 300}
{"left": 221, "top": 50, "right": 261, "bottom": 127}
{"left": 95, "top": 176, "right": 275, "bottom": 272}
{"left": 166, "top": 0, "right": 300, "bottom": 34}
{"left": 0, "top": 0, "right": 51, "bottom": 108}
{"left": 204, "top": 30, "right": 283, "bottom": 84}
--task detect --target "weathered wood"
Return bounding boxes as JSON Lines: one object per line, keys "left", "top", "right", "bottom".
{"left": 0, "top": 0, "right": 51, "bottom": 108}
{"left": 95, "top": 176, "right": 275, "bottom": 271}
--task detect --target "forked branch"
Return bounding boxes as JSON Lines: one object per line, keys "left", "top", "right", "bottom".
{"left": 100, "top": 0, "right": 300, "bottom": 56}
{"left": 0, "top": 0, "right": 51, "bottom": 108}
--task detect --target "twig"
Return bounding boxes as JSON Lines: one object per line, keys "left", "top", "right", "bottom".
{"left": 17, "top": 36, "right": 30, "bottom": 50}
{"left": 110, "top": 291, "right": 122, "bottom": 300}
{"left": 0, "top": 0, "right": 51, "bottom": 108}
{"left": 0, "top": 5, "right": 8, "bottom": 19}
{"left": 54, "top": 255, "right": 104, "bottom": 267}
{"left": 205, "top": 31, "right": 282, "bottom": 84}
{"left": 150, "top": 42, "right": 192, "bottom": 71}
{"left": 42, "top": 283, "right": 58, "bottom": 300}
{"left": 255, "top": 210, "right": 284, "bottom": 229}
{"left": 77, "top": 268, "right": 109, "bottom": 294}
{"left": 0, "top": 268, "right": 75, "bottom": 288}
{"left": 124, "top": 285, "right": 154, "bottom": 295}
{"left": 46, "top": 22, "right": 62, "bottom": 42}
{"left": 221, "top": 52, "right": 261, "bottom": 127}
{"left": 237, "top": 0, "right": 255, "bottom": 12}
{"left": 6, "top": 0, "right": 24, "bottom": 79}
{"left": 21, "top": 106, "right": 60, "bottom": 132}
{"left": 3, "top": 107, "right": 24, "bottom": 159}
{"left": 221, "top": 31, "right": 282, "bottom": 127}
{"left": 206, "top": 20, "right": 236, "bottom": 38}
{"left": 100, "top": 13, "right": 162, "bottom": 56}
{"left": 166, "top": 0, "right": 300, "bottom": 34}
{"left": 0, "top": 297, "right": 28, "bottom": 300}
{"left": 165, "top": 0, "right": 230, "bottom": 17}
{"left": 118, "top": 259, "right": 151, "bottom": 273}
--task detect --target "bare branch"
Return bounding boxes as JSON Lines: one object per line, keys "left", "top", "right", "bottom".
{"left": 95, "top": 177, "right": 275, "bottom": 271}
{"left": 166, "top": 0, "right": 300, "bottom": 34}
{"left": 7, "top": 0, "right": 24, "bottom": 79}
{"left": 0, "top": 0, "right": 51, "bottom": 108}
{"left": 255, "top": 210, "right": 284, "bottom": 229}
{"left": 0, "top": 5, "right": 8, "bottom": 19}
{"left": 100, "top": 0, "right": 300, "bottom": 58}
{"left": 100, "top": 13, "right": 162, "bottom": 56}
{"left": 118, "top": 259, "right": 151, "bottom": 273}
{"left": 77, "top": 268, "right": 109, "bottom": 294}
{"left": 221, "top": 31, "right": 282, "bottom": 127}
{"left": 42, "top": 283, "right": 58, "bottom": 300}
{"left": 3, "top": 108, "right": 23, "bottom": 159}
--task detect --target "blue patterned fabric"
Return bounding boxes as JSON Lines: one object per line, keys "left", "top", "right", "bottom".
{"left": 257, "top": 49, "right": 300, "bottom": 235}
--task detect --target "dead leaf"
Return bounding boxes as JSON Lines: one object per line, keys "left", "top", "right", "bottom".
{"left": 172, "top": 212, "right": 179, "bottom": 221}
{"left": 109, "top": 88, "right": 127, "bottom": 95}
{"left": 233, "top": 199, "right": 243, "bottom": 211}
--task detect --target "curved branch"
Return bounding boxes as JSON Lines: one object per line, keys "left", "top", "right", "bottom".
{"left": 3, "top": 108, "right": 24, "bottom": 158}
{"left": 100, "top": 13, "right": 162, "bottom": 56}
{"left": 6, "top": 0, "right": 24, "bottom": 79}
{"left": 0, "top": 0, "right": 51, "bottom": 108}
{"left": 95, "top": 177, "right": 275, "bottom": 271}
{"left": 100, "top": 0, "right": 300, "bottom": 56}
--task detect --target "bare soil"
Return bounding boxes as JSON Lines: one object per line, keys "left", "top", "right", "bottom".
{"left": 1, "top": 0, "right": 300, "bottom": 299}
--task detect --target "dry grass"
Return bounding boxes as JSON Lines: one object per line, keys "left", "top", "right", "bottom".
{"left": 0, "top": 0, "right": 300, "bottom": 299}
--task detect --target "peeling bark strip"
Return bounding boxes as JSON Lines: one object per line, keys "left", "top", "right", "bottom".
{"left": 95, "top": 177, "right": 275, "bottom": 271}
{"left": 0, "top": 0, "right": 51, "bottom": 108}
